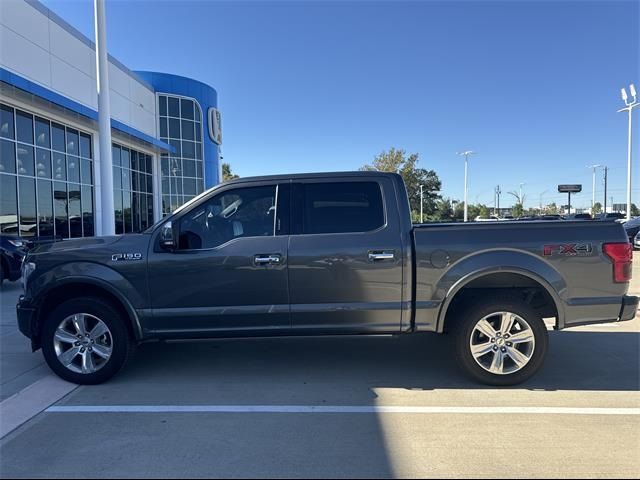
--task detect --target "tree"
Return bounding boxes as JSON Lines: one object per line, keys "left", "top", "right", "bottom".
{"left": 631, "top": 203, "right": 639, "bottom": 216}
{"left": 512, "top": 203, "right": 524, "bottom": 218}
{"left": 434, "top": 198, "right": 455, "bottom": 221}
{"left": 453, "top": 201, "right": 465, "bottom": 220}
{"left": 467, "top": 204, "right": 481, "bottom": 220}
{"left": 222, "top": 163, "right": 239, "bottom": 182}
{"left": 478, "top": 204, "right": 490, "bottom": 219}
{"left": 546, "top": 202, "right": 558, "bottom": 214}
{"left": 362, "top": 148, "right": 441, "bottom": 219}
{"left": 592, "top": 202, "right": 602, "bottom": 215}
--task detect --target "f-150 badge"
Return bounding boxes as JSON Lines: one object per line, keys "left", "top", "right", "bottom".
{"left": 111, "top": 253, "right": 143, "bottom": 261}
{"left": 543, "top": 244, "right": 593, "bottom": 256}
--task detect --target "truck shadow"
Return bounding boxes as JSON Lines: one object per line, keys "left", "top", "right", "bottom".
{"left": 120, "top": 329, "right": 639, "bottom": 397}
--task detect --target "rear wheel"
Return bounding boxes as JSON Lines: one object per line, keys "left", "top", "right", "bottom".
{"left": 41, "top": 297, "right": 134, "bottom": 385}
{"left": 453, "top": 296, "right": 548, "bottom": 386}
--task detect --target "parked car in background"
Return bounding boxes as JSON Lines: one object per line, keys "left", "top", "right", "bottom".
{"left": 564, "top": 213, "right": 593, "bottom": 220}
{"left": 635, "top": 232, "right": 640, "bottom": 250}
{"left": 0, "top": 234, "right": 27, "bottom": 284}
{"left": 623, "top": 217, "right": 640, "bottom": 243}
{"left": 515, "top": 215, "right": 564, "bottom": 221}
{"left": 598, "top": 212, "right": 626, "bottom": 221}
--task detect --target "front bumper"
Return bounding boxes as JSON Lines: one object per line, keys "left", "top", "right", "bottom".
{"left": 16, "top": 295, "right": 36, "bottom": 340}
{"left": 619, "top": 295, "right": 639, "bottom": 321}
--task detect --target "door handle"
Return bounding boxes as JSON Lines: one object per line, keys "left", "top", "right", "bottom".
{"left": 254, "top": 254, "right": 282, "bottom": 265}
{"left": 368, "top": 251, "right": 395, "bottom": 261}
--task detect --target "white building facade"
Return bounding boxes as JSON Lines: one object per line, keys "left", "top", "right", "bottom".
{"left": 0, "top": 0, "right": 221, "bottom": 238}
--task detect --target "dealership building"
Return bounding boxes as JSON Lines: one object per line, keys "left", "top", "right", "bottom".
{"left": 0, "top": 0, "right": 222, "bottom": 238}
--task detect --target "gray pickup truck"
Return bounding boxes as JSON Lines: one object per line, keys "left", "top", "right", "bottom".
{"left": 17, "top": 171, "right": 638, "bottom": 385}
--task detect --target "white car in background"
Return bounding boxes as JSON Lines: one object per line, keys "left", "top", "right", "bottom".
{"left": 474, "top": 215, "right": 500, "bottom": 222}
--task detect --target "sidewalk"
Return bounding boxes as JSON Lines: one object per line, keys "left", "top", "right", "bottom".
{"left": 0, "top": 283, "right": 50, "bottom": 401}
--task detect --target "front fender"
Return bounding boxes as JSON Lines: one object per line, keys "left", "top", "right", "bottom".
{"left": 27, "top": 262, "right": 144, "bottom": 339}
{"left": 432, "top": 250, "right": 566, "bottom": 332}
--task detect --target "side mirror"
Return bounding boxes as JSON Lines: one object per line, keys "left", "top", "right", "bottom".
{"left": 159, "top": 221, "right": 176, "bottom": 251}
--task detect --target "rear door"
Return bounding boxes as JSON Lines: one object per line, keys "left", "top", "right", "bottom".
{"left": 288, "top": 176, "right": 404, "bottom": 333}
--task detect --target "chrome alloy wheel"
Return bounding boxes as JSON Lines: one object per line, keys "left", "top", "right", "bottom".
{"left": 53, "top": 313, "right": 113, "bottom": 374}
{"left": 469, "top": 311, "right": 536, "bottom": 375}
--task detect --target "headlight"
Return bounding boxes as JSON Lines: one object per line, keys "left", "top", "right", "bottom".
{"left": 8, "top": 239, "right": 24, "bottom": 248}
{"left": 21, "top": 261, "right": 36, "bottom": 291}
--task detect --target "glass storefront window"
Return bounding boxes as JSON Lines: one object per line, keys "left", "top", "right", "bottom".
{"left": 69, "top": 184, "right": 82, "bottom": 238}
{"left": 37, "top": 180, "right": 54, "bottom": 237}
{"left": 66, "top": 129, "right": 79, "bottom": 156}
{"left": 16, "top": 110, "right": 34, "bottom": 144}
{"left": 51, "top": 123, "right": 65, "bottom": 152}
{"left": 0, "top": 105, "right": 15, "bottom": 140}
{"left": 0, "top": 139, "right": 16, "bottom": 174}
{"left": 16, "top": 145, "right": 34, "bottom": 176}
{"left": 54, "top": 181, "right": 68, "bottom": 238}
{"left": 35, "top": 148, "right": 51, "bottom": 178}
{"left": 111, "top": 142, "right": 154, "bottom": 233}
{"left": 0, "top": 103, "right": 95, "bottom": 239}
{"left": 0, "top": 174, "right": 17, "bottom": 234}
{"left": 157, "top": 94, "right": 204, "bottom": 215}
{"left": 35, "top": 117, "right": 50, "bottom": 148}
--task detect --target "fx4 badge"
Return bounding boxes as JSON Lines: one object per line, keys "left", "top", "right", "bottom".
{"left": 543, "top": 244, "right": 593, "bottom": 257}
{"left": 112, "top": 253, "right": 143, "bottom": 262}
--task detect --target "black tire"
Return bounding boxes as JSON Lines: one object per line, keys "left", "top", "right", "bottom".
{"left": 41, "top": 297, "right": 134, "bottom": 385}
{"left": 452, "top": 295, "right": 548, "bottom": 386}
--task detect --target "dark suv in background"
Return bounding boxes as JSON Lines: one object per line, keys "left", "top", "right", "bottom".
{"left": 623, "top": 217, "right": 640, "bottom": 244}
{"left": 0, "top": 234, "right": 27, "bottom": 284}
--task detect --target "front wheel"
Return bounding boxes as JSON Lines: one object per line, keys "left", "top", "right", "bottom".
{"left": 453, "top": 296, "right": 549, "bottom": 386}
{"left": 41, "top": 297, "right": 134, "bottom": 385}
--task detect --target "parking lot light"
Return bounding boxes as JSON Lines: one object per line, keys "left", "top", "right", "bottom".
{"left": 618, "top": 83, "right": 639, "bottom": 221}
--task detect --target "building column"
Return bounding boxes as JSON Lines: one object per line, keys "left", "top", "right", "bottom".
{"left": 153, "top": 153, "right": 163, "bottom": 223}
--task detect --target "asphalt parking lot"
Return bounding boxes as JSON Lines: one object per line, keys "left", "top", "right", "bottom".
{"left": 0, "top": 263, "right": 639, "bottom": 478}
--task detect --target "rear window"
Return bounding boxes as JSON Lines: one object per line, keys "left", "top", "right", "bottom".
{"left": 299, "top": 181, "right": 385, "bottom": 234}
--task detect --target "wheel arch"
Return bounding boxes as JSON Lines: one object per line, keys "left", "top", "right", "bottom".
{"left": 33, "top": 278, "right": 143, "bottom": 349}
{"left": 436, "top": 266, "right": 564, "bottom": 333}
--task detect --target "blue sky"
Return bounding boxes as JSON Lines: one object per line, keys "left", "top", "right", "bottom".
{"left": 41, "top": 0, "right": 639, "bottom": 209}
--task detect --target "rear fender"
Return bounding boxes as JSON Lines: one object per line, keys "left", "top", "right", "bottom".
{"left": 434, "top": 250, "right": 566, "bottom": 332}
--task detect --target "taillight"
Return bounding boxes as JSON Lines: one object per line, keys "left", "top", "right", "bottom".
{"left": 603, "top": 242, "right": 633, "bottom": 283}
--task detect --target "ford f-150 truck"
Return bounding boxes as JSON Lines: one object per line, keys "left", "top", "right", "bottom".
{"left": 16, "top": 171, "right": 638, "bottom": 385}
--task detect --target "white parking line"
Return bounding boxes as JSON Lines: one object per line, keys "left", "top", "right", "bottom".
{"left": 45, "top": 405, "right": 640, "bottom": 415}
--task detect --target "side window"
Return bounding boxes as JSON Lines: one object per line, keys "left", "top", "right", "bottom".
{"left": 177, "top": 185, "right": 276, "bottom": 250}
{"left": 300, "top": 181, "right": 384, "bottom": 235}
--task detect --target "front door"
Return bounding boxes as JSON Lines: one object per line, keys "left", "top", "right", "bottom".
{"left": 287, "top": 177, "right": 404, "bottom": 333}
{"left": 146, "top": 182, "right": 290, "bottom": 336}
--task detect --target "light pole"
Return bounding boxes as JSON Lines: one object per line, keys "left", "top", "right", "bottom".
{"left": 457, "top": 150, "right": 476, "bottom": 222}
{"left": 587, "top": 164, "right": 602, "bottom": 211}
{"left": 619, "top": 84, "right": 639, "bottom": 220}
{"left": 603, "top": 166, "right": 609, "bottom": 214}
{"left": 419, "top": 185, "right": 424, "bottom": 223}
{"left": 94, "top": 0, "right": 115, "bottom": 235}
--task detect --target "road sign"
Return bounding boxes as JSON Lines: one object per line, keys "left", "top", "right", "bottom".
{"left": 558, "top": 185, "right": 581, "bottom": 214}
{"left": 558, "top": 184, "right": 582, "bottom": 193}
